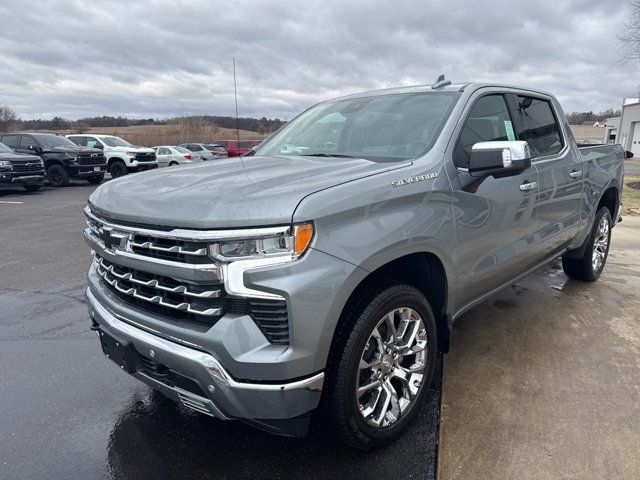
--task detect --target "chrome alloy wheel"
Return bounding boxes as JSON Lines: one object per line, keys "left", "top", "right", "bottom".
{"left": 592, "top": 214, "right": 610, "bottom": 272}
{"left": 356, "top": 307, "right": 428, "bottom": 428}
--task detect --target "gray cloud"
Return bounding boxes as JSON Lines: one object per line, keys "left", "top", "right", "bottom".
{"left": 0, "top": 0, "right": 635, "bottom": 120}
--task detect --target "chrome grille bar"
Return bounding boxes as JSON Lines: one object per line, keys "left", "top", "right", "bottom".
{"left": 95, "top": 256, "right": 220, "bottom": 299}
{"left": 95, "top": 257, "right": 222, "bottom": 317}
{"left": 130, "top": 239, "right": 208, "bottom": 257}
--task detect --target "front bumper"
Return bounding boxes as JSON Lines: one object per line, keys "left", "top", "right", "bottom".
{"left": 0, "top": 173, "right": 45, "bottom": 185}
{"left": 86, "top": 287, "right": 324, "bottom": 433}
{"left": 128, "top": 162, "right": 158, "bottom": 171}
{"left": 68, "top": 165, "right": 106, "bottom": 178}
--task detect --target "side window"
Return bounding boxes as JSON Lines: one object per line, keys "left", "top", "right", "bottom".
{"left": 514, "top": 96, "right": 563, "bottom": 158}
{"left": 2, "top": 135, "right": 19, "bottom": 149}
{"left": 19, "top": 135, "right": 38, "bottom": 149}
{"left": 158, "top": 148, "right": 170, "bottom": 155}
{"left": 454, "top": 94, "right": 513, "bottom": 168}
{"left": 69, "top": 136, "right": 86, "bottom": 146}
{"left": 85, "top": 137, "right": 100, "bottom": 148}
{"left": 191, "top": 144, "right": 202, "bottom": 151}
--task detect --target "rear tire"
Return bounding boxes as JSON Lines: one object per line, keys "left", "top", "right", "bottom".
{"left": 169, "top": 161, "right": 178, "bottom": 166}
{"left": 23, "top": 184, "right": 42, "bottom": 192}
{"left": 46, "top": 164, "right": 70, "bottom": 187}
{"left": 87, "top": 174, "right": 104, "bottom": 184}
{"left": 562, "top": 207, "right": 612, "bottom": 282}
{"left": 109, "top": 160, "right": 127, "bottom": 178}
{"left": 323, "top": 283, "right": 438, "bottom": 450}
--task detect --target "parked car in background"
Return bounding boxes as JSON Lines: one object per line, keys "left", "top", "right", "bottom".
{"left": 0, "top": 141, "right": 45, "bottom": 192}
{"left": 0, "top": 133, "right": 106, "bottom": 186}
{"left": 210, "top": 139, "right": 260, "bottom": 157}
{"left": 178, "top": 143, "right": 215, "bottom": 161}
{"left": 204, "top": 144, "right": 228, "bottom": 159}
{"left": 152, "top": 146, "right": 201, "bottom": 167}
{"left": 83, "top": 81, "right": 624, "bottom": 448}
{"left": 67, "top": 134, "right": 157, "bottom": 178}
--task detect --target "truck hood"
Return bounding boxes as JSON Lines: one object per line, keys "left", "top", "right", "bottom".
{"left": 105, "top": 146, "right": 154, "bottom": 153}
{"left": 89, "top": 154, "right": 409, "bottom": 228}
{"left": 45, "top": 145, "right": 103, "bottom": 155}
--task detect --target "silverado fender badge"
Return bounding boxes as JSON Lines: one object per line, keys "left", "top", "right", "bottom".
{"left": 391, "top": 172, "right": 438, "bottom": 188}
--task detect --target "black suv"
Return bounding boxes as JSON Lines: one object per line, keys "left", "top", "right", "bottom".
{"left": 0, "top": 133, "right": 107, "bottom": 187}
{"left": 0, "top": 141, "right": 44, "bottom": 192}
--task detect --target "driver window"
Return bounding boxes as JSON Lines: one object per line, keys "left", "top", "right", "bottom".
{"left": 454, "top": 94, "right": 513, "bottom": 168}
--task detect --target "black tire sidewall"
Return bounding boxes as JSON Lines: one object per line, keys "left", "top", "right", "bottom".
{"left": 333, "top": 284, "right": 438, "bottom": 447}
{"left": 109, "top": 161, "right": 127, "bottom": 178}
{"left": 46, "top": 164, "right": 69, "bottom": 187}
{"left": 588, "top": 207, "right": 612, "bottom": 278}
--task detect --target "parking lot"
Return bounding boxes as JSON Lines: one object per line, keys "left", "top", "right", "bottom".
{"left": 1, "top": 180, "right": 639, "bottom": 479}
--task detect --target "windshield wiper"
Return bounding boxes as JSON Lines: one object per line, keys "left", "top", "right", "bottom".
{"left": 299, "top": 153, "right": 355, "bottom": 158}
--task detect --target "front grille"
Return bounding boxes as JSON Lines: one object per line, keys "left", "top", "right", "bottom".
{"left": 87, "top": 209, "right": 290, "bottom": 343}
{"left": 12, "top": 162, "right": 42, "bottom": 173}
{"left": 77, "top": 153, "right": 106, "bottom": 166}
{"left": 96, "top": 255, "right": 223, "bottom": 319}
{"left": 135, "top": 152, "right": 157, "bottom": 162}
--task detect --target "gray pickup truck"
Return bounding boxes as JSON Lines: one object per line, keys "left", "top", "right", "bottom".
{"left": 84, "top": 80, "right": 624, "bottom": 449}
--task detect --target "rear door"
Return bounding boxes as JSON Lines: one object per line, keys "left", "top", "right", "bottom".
{"left": 510, "top": 94, "right": 582, "bottom": 255}
{"left": 450, "top": 91, "right": 542, "bottom": 310}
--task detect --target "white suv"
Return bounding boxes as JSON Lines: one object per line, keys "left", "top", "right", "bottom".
{"left": 66, "top": 134, "right": 158, "bottom": 178}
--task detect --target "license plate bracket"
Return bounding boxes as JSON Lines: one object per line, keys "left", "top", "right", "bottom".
{"left": 98, "top": 328, "right": 139, "bottom": 374}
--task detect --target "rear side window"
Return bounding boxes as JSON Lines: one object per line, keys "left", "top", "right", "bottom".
{"left": 69, "top": 136, "right": 86, "bottom": 146}
{"left": 514, "top": 96, "right": 563, "bottom": 158}
{"left": 238, "top": 141, "right": 255, "bottom": 148}
{"left": 213, "top": 141, "right": 228, "bottom": 148}
{"left": 190, "top": 144, "right": 203, "bottom": 151}
{"left": 2, "top": 135, "right": 19, "bottom": 149}
{"left": 454, "top": 94, "right": 513, "bottom": 168}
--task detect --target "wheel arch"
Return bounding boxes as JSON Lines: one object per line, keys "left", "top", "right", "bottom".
{"left": 330, "top": 251, "right": 452, "bottom": 358}
{"left": 598, "top": 185, "right": 619, "bottom": 219}
{"left": 107, "top": 156, "right": 126, "bottom": 168}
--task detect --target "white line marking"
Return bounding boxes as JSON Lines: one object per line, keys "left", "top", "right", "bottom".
{"left": 0, "top": 200, "right": 23, "bottom": 204}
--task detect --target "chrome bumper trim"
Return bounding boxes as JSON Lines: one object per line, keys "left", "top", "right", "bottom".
{"left": 86, "top": 287, "right": 324, "bottom": 393}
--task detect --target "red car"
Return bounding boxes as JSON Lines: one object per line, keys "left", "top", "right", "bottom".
{"left": 211, "top": 139, "right": 260, "bottom": 157}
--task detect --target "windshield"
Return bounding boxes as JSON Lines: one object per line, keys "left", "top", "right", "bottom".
{"left": 174, "top": 146, "right": 191, "bottom": 154}
{"left": 257, "top": 91, "right": 460, "bottom": 161}
{"left": 39, "top": 135, "right": 77, "bottom": 148}
{"left": 101, "top": 136, "right": 133, "bottom": 147}
{"left": 0, "top": 142, "right": 14, "bottom": 153}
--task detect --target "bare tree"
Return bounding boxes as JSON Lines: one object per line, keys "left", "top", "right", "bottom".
{"left": 72, "top": 121, "right": 90, "bottom": 133}
{"left": 620, "top": 1, "right": 640, "bottom": 64}
{"left": 0, "top": 106, "right": 19, "bottom": 132}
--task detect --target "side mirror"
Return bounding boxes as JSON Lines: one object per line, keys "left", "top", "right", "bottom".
{"left": 93, "top": 143, "right": 103, "bottom": 149}
{"left": 27, "top": 144, "right": 41, "bottom": 153}
{"left": 468, "top": 141, "right": 531, "bottom": 178}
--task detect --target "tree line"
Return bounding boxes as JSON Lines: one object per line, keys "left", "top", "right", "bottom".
{"left": 0, "top": 106, "right": 286, "bottom": 134}
{"left": 566, "top": 109, "right": 621, "bottom": 126}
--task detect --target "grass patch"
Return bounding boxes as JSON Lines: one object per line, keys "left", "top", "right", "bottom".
{"left": 622, "top": 175, "right": 640, "bottom": 215}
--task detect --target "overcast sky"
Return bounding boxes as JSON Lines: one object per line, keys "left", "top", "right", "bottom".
{"left": 0, "top": 0, "right": 636, "bottom": 120}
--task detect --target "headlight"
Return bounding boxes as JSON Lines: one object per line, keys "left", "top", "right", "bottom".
{"left": 0, "top": 160, "right": 11, "bottom": 166}
{"left": 209, "top": 223, "right": 314, "bottom": 262}
{"left": 127, "top": 152, "right": 138, "bottom": 158}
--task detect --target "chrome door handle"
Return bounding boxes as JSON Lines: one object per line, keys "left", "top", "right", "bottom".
{"left": 519, "top": 181, "right": 538, "bottom": 191}
{"left": 569, "top": 170, "right": 582, "bottom": 179}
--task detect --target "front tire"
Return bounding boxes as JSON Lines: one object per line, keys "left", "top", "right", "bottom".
{"left": 46, "top": 164, "right": 70, "bottom": 187}
{"left": 562, "top": 206, "right": 612, "bottom": 282}
{"left": 324, "top": 283, "right": 438, "bottom": 449}
{"left": 109, "top": 160, "right": 127, "bottom": 178}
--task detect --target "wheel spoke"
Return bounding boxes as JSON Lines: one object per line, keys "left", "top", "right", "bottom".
{"left": 373, "top": 383, "right": 394, "bottom": 426}
{"left": 357, "top": 379, "right": 381, "bottom": 397}
{"left": 359, "top": 385, "right": 382, "bottom": 418}
{"left": 385, "top": 312, "right": 398, "bottom": 344}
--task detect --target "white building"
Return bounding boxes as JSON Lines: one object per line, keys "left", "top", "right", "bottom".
{"left": 617, "top": 98, "right": 640, "bottom": 154}
{"left": 603, "top": 116, "right": 620, "bottom": 144}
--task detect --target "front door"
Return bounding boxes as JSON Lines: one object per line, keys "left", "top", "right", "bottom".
{"left": 450, "top": 92, "right": 543, "bottom": 310}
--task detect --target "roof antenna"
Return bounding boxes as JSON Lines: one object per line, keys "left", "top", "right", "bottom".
{"left": 431, "top": 74, "right": 451, "bottom": 90}
{"left": 232, "top": 57, "right": 251, "bottom": 182}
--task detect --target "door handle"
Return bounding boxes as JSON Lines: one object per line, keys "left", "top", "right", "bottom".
{"left": 569, "top": 170, "right": 582, "bottom": 179}
{"left": 519, "top": 181, "right": 538, "bottom": 191}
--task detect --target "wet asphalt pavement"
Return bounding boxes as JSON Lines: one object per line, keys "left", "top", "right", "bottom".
{"left": 0, "top": 182, "right": 442, "bottom": 480}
